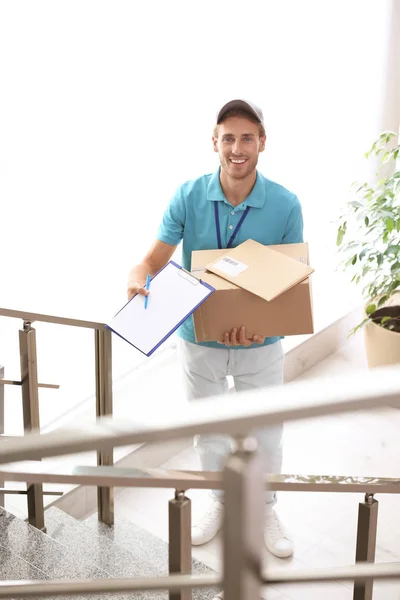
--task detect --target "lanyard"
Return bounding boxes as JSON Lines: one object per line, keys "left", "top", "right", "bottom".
{"left": 214, "top": 202, "right": 251, "bottom": 249}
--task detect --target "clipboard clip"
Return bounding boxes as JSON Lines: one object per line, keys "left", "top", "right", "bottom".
{"left": 178, "top": 268, "right": 200, "bottom": 286}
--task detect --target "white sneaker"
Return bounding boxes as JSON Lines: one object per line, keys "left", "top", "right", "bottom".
{"left": 191, "top": 500, "right": 223, "bottom": 546}
{"left": 264, "top": 510, "right": 293, "bottom": 558}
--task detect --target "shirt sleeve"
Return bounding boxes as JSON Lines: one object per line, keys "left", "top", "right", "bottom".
{"left": 157, "top": 187, "right": 186, "bottom": 246}
{"left": 282, "top": 195, "right": 304, "bottom": 243}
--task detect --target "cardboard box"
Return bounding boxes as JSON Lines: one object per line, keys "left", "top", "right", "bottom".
{"left": 192, "top": 242, "right": 314, "bottom": 342}
{"left": 205, "top": 239, "right": 314, "bottom": 301}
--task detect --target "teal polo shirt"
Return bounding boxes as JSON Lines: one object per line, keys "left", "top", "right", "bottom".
{"left": 157, "top": 167, "right": 304, "bottom": 349}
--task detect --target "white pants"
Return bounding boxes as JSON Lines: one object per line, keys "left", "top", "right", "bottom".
{"left": 177, "top": 339, "right": 284, "bottom": 509}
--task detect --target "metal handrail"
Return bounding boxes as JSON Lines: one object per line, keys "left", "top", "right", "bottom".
{"left": 0, "top": 574, "right": 220, "bottom": 597}
{"left": 0, "top": 306, "right": 114, "bottom": 528}
{"left": 0, "top": 363, "right": 399, "bottom": 464}
{"left": 0, "top": 562, "right": 400, "bottom": 597}
{"left": 264, "top": 562, "right": 400, "bottom": 584}
{"left": 0, "top": 462, "right": 400, "bottom": 495}
{"left": 0, "top": 307, "right": 105, "bottom": 330}
{"left": 0, "top": 379, "right": 59, "bottom": 389}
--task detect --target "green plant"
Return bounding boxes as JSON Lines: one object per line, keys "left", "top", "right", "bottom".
{"left": 337, "top": 131, "right": 400, "bottom": 334}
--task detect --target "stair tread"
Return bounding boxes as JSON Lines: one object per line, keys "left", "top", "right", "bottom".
{"left": 0, "top": 543, "right": 48, "bottom": 579}
{"left": 45, "top": 506, "right": 218, "bottom": 600}
{"left": 46, "top": 506, "right": 165, "bottom": 578}
{"left": 0, "top": 507, "right": 111, "bottom": 582}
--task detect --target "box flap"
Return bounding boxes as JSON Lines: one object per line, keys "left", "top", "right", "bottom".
{"left": 204, "top": 239, "right": 314, "bottom": 301}
{"left": 192, "top": 243, "right": 310, "bottom": 270}
{"left": 271, "top": 242, "right": 309, "bottom": 264}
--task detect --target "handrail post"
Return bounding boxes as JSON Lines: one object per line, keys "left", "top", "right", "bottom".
{"left": 168, "top": 489, "right": 192, "bottom": 600}
{"left": 354, "top": 493, "right": 378, "bottom": 600}
{"left": 19, "top": 321, "right": 45, "bottom": 531}
{"left": 95, "top": 326, "right": 114, "bottom": 525}
{"left": 223, "top": 436, "right": 264, "bottom": 600}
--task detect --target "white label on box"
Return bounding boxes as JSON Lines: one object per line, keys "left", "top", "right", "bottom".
{"left": 213, "top": 257, "right": 249, "bottom": 277}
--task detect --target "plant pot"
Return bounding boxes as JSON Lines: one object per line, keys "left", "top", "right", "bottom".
{"left": 364, "top": 298, "right": 400, "bottom": 368}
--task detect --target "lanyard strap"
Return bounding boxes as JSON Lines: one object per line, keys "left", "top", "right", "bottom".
{"left": 214, "top": 202, "right": 251, "bottom": 249}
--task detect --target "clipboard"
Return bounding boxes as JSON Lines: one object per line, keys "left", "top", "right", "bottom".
{"left": 107, "top": 261, "right": 215, "bottom": 357}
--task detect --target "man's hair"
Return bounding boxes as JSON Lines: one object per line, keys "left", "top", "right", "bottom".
{"left": 213, "top": 108, "right": 266, "bottom": 138}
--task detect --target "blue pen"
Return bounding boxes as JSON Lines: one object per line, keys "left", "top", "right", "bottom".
{"left": 144, "top": 274, "right": 151, "bottom": 309}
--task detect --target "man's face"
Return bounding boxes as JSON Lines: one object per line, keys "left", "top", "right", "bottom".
{"left": 213, "top": 116, "right": 266, "bottom": 180}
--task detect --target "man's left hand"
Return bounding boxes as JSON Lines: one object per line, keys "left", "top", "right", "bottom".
{"left": 218, "top": 326, "right": 265, "bottom": 347}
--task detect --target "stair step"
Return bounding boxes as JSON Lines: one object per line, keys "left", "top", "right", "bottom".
{"left": 0, "top": 507, "right": 118, "bottom": 600}
{"left": 47, "top": 506, "right": 169, "bottom": 578}
{"left": 0, "top": 543, "right": 49, "bottom": 600}
{"left": 45, "top": 507, "right": 218, "bottom": 599}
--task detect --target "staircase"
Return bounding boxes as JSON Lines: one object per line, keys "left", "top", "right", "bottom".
{"left": 0, "top": 506, "right": 218, "bottom": 600}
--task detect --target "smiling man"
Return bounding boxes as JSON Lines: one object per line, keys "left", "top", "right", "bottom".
{"left": 127, "top": 100, "right": 303, "bottom": 567}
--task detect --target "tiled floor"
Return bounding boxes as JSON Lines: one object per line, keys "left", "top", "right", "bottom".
{"left": 115, "top": 334, "right": 400, "bottom": 599}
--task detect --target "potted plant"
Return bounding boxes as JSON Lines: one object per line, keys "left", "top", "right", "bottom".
{"left": 337, "top": 130, "right": 400, "bottom": 367}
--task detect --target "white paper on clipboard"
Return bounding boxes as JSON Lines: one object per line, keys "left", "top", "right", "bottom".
{"left": 107, "top": 261, "right": 214, "bottom": 356}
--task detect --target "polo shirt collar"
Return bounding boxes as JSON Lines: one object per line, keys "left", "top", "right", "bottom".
{"left": 207, "top": 167, "right": 265, "bottom": 208}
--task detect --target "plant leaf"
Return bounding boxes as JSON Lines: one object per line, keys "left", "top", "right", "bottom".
{"left": 349, "top": 317, "right": 371, "bottom": 337}
{"left": 385, "top": 245, "right": 400, "bottom": 256}
{"left": 386, "top": 217, "right": 395, "bottom": 232}
{"left": 366, "top": 303, "right": 377, "bottom": 315}
{"left": 336, "top": 224, "right": 346, "bottom": 246}
{"left": 362, "top": 265, "right": 370, "bottom": 276}
{"left": 350, "top": 200, "right": 363, "bottom": 209}
{"left": 383, "top": 151, "right": 392, "bottom": 164}
{"left": 377, "top": 295, "right": 389, "bottom": 307}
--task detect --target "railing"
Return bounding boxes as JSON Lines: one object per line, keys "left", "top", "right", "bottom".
{"left": 2, "top": 564, "right": 400, "bottom": 598}
{"left": 0, "top": 307, "right": 114, "bottom": 530}
{"left": 0, "top": 365, "right": 399, "bottom": 599}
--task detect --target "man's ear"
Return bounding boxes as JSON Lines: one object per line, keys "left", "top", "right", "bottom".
{"left": 212, "top": 136, "right": 219, "bottom": 153}
{"left": 259, "top": 135, "right": 267, "bottom": 153}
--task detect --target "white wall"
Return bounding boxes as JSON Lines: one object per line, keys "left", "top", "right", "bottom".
{"left": 0, "top": 0, "right": 398, "bottom": 427}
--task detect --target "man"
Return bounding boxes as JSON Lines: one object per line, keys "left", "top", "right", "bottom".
{"left": 127, "top": 99, "right": 303, "bottom": 559}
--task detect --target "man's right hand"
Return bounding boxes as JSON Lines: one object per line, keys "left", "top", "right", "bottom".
{"left": 126, "top": 240, "right": 177, "bottom": 301}
{"left": 127, "top": 280, "right": 149, "bottom": 301}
